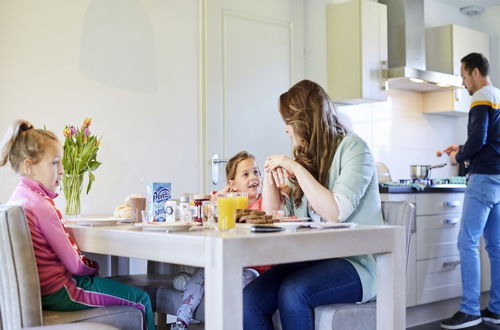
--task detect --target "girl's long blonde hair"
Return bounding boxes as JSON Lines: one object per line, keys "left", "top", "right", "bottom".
{"left": 279, "top": 80, "right": 347, "bottom": 207}
{"left": 0, "top": 119, "right": 59, "bottom": 174}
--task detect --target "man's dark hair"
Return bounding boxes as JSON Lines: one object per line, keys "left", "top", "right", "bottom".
{"left": 461, "top": 52, "right": 489, "bottom": 76}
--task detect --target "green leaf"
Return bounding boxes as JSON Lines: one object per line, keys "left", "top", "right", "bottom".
{"left": 88, "top": 161, "right": 101, "bottom": 171}
{"left": 86, "top": 171, "right": 95, "bottom": 194}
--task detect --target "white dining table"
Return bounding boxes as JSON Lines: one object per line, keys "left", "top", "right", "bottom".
{"left": 65, "top": 221, "right": 405, "bottom": 330}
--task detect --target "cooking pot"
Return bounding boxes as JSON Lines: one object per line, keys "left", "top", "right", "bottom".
{"left": 410, "top": 163, "right": 447, "bottom": 180}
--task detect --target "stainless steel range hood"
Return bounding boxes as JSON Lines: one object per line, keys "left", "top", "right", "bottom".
{"left": 379, "top": 0, "right": 462, "bottom": 92}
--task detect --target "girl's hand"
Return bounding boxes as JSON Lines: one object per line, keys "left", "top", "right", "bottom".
{"left": 264, "top": 155, "right": 296, "bottom": 187}
{"left": 210, "top": 183, "right": 233, "bottom": 201}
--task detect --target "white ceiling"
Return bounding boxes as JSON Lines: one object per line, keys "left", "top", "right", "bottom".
{"left": 436, "top": 0, "right": 500, "bottom": 9}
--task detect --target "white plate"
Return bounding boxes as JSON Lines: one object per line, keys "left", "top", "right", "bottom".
{"left": 134, "top": 222, "right": 197, "bottom": 232}
{"left": 236, "top": 222, "right": 305, "bottom": 232}
{"left": 281, "top": 217, "right": 310, "bottom": 222}
{"left": 73, "top": 218, "right": 121, "bottom": 226}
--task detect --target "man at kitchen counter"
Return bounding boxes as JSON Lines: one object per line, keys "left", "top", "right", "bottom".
{"left": 441, "top": 52, "right": 500, "bottom": 329}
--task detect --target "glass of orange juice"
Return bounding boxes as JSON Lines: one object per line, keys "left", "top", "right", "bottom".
{"left": 217, "top": 193, "right": 237, "bottom": 231}
{"left": 235, "top": 192, "right": 248, "bottom": 210}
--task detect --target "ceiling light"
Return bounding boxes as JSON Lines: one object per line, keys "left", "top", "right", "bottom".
{"left": 460, "top": 5, "right": 484, "bottom": 16}
{"left": 409, "top": 78, "right": 425, "bottom": 84}
{"left": 436, "top": 83, "right": 451, "bottom": 88}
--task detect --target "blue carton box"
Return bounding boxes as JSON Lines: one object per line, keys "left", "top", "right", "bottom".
{"left": 147, "top": 182, "right": 171, "bottom": 222}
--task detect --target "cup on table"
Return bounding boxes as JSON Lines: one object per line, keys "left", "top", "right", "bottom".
{"left": 141, "top": 209, "right": 154, "bottom": 224}
{"left": 129, "top": 195, "right": 146, "bottom": 223}
{"left": 217, "top": 192, "right": 237, "bottom": 231}
{"left": 235, "top": 192, "right": 248, "bottom": 209}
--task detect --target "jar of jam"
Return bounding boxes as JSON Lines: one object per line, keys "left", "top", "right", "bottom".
{"left": 193, "top": 194, "right": 211, "bottom": 223}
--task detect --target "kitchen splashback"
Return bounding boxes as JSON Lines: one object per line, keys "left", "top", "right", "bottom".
{"left": 337, "top": 89, "right": 468, "bottom": 180}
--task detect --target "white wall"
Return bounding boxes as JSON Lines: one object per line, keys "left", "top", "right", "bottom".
{"left": 474, "top": 5, "right": 500, "bottom": 87}
{"left": 0, "top": 0, "right": 201, "bottom": 214}
{"left": 424, "top": 0, "right": 473, "bottom": 28}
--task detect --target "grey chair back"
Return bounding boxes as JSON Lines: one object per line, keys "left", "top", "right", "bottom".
{"left": 381, "top": 200, "right": 415, "bottom": 269}
{"left": 0, "top": 205, "right": 44, "bottom": 329}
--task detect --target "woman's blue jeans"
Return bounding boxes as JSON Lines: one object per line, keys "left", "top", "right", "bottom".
{"left": 458, "top": 174, "right": 500, "bottom": 316}
{"left": 243, "top": 258, "right": 362, "bottom": 330}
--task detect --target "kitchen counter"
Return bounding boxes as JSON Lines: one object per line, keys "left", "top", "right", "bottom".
{"left": 379, "top": 184, "right": 466, "bottom": 194}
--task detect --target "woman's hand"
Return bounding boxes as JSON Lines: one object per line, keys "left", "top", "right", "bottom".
{"left": 264, "top": 155, "right": 296, "bottom": 187}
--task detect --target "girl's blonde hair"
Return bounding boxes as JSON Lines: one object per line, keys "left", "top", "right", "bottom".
{"left": 225, "top": 151, "right": 257, "bottom": 181}
{"left": 279, "top": 80, "right": 347, "bottom": 207}
{"left": 0, "top": 119, "right": 59, "bottom": 173}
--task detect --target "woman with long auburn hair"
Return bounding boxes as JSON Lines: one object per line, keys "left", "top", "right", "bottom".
{"left": 243, "top": 80, "right": 384, "bottom": 330}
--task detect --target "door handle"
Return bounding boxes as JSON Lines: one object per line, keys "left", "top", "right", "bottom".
{"left": 211, "top": 154, "right": 228, "bottom": 185}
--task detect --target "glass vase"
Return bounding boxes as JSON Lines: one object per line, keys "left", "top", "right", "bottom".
{"left": 63, "top": 173, "right": 84, "bottom": 216}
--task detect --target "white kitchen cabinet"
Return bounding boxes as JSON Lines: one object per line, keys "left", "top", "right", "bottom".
{"left": 381, "top": 191, "right": 492, "bottom": 308}
{"left": 423, "top": 24, "right": 490, "bottom": 116}
{"left": 414, "top": 193, "right": 465, "bottom": 304}
{"left": 326, "top": 0, "right": 387, "bottom": 104}
{"left": 416, "top": 256, "right": 462, "bottom": 305}
{"left": 416, "top": 214, "right": 461, "bottom": 260}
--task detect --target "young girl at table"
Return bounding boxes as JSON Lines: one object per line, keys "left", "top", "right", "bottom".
{"left": 0, "top": 120, "right": 156, "bottom": 330}
{"left": 243, "top": 80, "right": 385, "bottom": 330}
{"left": 171, "top": 151, "right": 278, "bottom": 329}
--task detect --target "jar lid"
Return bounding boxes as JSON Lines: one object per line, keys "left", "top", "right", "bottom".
{"left": 194, "top": 194, "right": 211, "bottom": 200}
{"left": 179, "top": 195, "right": 190, "bottom": 203}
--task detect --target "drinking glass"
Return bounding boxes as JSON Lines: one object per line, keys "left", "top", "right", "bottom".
{"left": 141, "top": 209, "right": 154, "bottom": 224}
{"left": 217, "top": 193, "right": 237, "bottom": 231}
{"left": 235, "top": 192, "right": 249, "bottom": 209}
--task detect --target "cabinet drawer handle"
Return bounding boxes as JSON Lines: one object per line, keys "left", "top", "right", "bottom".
{"left": 442, "top": 261, "right": 460, "bottom": 269}
{"left": 444, "top": 201, "right": 461, "bottom": 207}
{"left": 443, "top": 218, "right": 459, "bottom": 225}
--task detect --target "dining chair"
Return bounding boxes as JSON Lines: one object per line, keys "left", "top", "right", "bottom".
{"left": 0, "top": 205, "right": 143, "bottom": 330}
{"left": 24, "top": 322, "right": 119, "bottom": 330}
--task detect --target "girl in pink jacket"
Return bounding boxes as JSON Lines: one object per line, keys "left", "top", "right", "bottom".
{"left": 0, "top": 119, "right": 155, "bottom": 330}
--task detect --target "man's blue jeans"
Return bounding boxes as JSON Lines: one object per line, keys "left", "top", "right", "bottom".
{"left": 243, "top": 258, "right": 362, "bottom": 330}
{"left": 458, "top": 173, "right": 500, "bottom": 316}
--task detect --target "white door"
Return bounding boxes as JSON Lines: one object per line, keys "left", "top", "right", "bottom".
{"left": 203, "top": 0, "right": 304, "bottom": 191}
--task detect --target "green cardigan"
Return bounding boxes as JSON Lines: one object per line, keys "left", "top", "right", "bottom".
{"left": 284, "top": 133, "right": 384, "bottom": 303}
